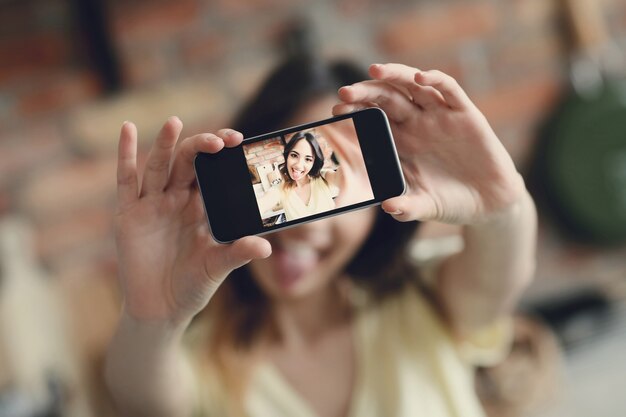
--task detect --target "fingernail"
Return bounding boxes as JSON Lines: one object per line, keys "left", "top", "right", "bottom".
{"left": 386, "top": 209, "right": 403, "bottom": 215}
{"left": 370, "top": 64, "right": 384, "bottom": 77}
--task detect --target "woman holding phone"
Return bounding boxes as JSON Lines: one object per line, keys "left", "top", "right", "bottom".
{"left": 105, "top": 56, "right": 547, "bottom": 417}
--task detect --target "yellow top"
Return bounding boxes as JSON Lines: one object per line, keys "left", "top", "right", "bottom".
{"left": 281, "top": 176, "right": 336, "bottom": 222}
{"left": 187, "top": 285, "right": 512, "bottom": 417}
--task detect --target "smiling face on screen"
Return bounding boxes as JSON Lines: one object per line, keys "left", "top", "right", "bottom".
{"left": 286, "top": 139, "right": 315, "bottom": 182}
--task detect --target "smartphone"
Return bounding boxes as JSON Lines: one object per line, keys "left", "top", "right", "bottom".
{"left": 194, "top": 107, "right": 405, "bottom": 243}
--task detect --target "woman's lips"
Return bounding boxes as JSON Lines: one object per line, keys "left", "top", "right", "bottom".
{"left": 272, "top": 244, "right": 319, "bottom": 290}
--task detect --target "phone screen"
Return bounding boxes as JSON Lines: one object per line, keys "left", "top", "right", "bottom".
{"left": 195, "top": 108, "right": 404, "bottom": 243}
{"left": 243, "top": 117, "right": 374, "bottom": 229}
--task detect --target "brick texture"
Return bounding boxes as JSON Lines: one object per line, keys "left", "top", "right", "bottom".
{"left": 244, "top": 138, "right": 285, "bottom": 168}
{"left": 109, "top": 0, "right": 201, "bottom": 42}
{"left": 17, "top": 157, "right": 117, "bottom": 221}
{"left": 511, "top": 0, "right": 559, "bottom": 28}
{"left": 0, "top": 31, "right": 72, "bottom": 84}
{"left": 475, "top": 74, "right": 562, "bottom": 127}
{"left": 378, "top": 2, "right": 499, "bottom": 55}
{"left": 16, "top": 70, "right": 103, "bottom": 117}
{"left": 0, "top": 123, "right": 66, "bottom": 189}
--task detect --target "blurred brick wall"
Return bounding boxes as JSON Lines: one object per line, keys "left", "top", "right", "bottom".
{"left": 1, "top": 0, "right": 626, "bottom": 413}
{"left": 244, "top": 138, "right": 285, "bottom": 167}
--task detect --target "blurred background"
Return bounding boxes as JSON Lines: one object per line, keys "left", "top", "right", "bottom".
{"left": 0, "top": 0, "right": 625, "bottom": 416}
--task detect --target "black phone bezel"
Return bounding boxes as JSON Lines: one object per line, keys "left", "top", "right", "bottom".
{"left": 194, "top": 107, "right": 405, "bottom": 243}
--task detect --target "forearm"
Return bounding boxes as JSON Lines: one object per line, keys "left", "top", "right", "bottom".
{"left": 438, "top": 189, "right": 537, "bottom": 336}
{"left": 105, "top": 312, "right": 195, "bottom": 417}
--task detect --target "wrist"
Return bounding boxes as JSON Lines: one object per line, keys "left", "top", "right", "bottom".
{"left": 473, "top": 173, "right": 529, "bottom": 224}
{"left": 469, "top": 188, "right": 535, "bottom": 232}
{"left": 106, "top": 309, "right": 194, "bottom": 417}
{"left": 117, "top": 308, "right": 192, "bottom": 346}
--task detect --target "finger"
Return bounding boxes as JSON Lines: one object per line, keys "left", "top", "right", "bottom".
{"left": 140, "top": 116, "right": 183, "bottom": 196}
{"left": 381, "top": 194, "right": 437, "bottom": 222}
{"left": 338, "top": 81, "right": 415, "bottom": 122}
{"left": 414, "top": 70, "right": 472, "bottom": 110}
{"left": 369, "top": 63, "right": 448, "bottom": 110}
{"left": 331, "top": 102, "right": 368, "bottom": 116}
{"left": 331, "top": 101, "right": 379, "bottom": 116}
{"left": 410, "top": 84, "right": 447, "bottom": 110}
{"left": 228, "top": 235, "right": 272, "bottom": 262}
{"left": 117, "top": 121, "right": 139, "bottom": 208}
{"left": 167, "top": 133, "right": 226, "bottom": 190}
{"left": 369, "top": 63, "right": 421, "bottom": 93}
{"left": 207, "top": 236, "right": 272, "bottom": 282}
{"left": 216, "top": 128, "right": 244, "bottom": 148}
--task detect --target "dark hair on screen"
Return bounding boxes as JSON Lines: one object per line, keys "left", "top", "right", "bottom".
{"left": 281, "top": 131, "right": 325, "bottom": 184}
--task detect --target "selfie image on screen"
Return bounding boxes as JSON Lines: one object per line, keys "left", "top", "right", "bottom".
{"left": 243, "top": 118, "right": 374, "bottom": 228}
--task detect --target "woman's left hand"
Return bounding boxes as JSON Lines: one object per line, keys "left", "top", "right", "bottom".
{"left": 334, "top": 63, "right": 525, "bottom": 225}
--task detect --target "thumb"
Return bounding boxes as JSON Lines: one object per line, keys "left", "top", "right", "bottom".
{"left": 381, "top": 194, "right": 436, "bottom": 222}
{"left": 205, "top": 236, "right": 272, "bottom": 284}
{"left": 226, "top": 235, "right": 272, "bottom": 268}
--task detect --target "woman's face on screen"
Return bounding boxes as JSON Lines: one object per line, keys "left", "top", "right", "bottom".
{"left": 249, "top": 96, "right": 376, "bottom": 301}
{"left": 286, "top": 139, "right": 315, "bottom": 181}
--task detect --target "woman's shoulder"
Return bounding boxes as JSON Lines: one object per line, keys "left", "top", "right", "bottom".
{"left": 357, "top": 281, "right": 513, "bottom": 367}
{"left": 311, "top": 174, "right": 329, "bottom": 185}
{"left": 371, "top": 283, "right": 440, "bottom": 326}
{"left": 352, "top": 281, "right": 438, "bottom": 337}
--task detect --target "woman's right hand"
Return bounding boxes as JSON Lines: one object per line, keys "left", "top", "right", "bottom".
{"left": 115, "top": 117, "right": 271, "bottom": 325}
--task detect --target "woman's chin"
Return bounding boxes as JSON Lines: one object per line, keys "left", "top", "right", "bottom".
{"left": 272, "top": 277, "right": 311, "bottom": 300}
{"left": 251, "top": 245, "right": 330, "bottom": 301}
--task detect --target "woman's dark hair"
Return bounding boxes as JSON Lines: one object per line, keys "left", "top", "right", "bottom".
{"left": 281, "top": 131, "right": 325, "bottom": 183}
{"left": 232, "top": 56, "right": 369, "bottom": 138}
